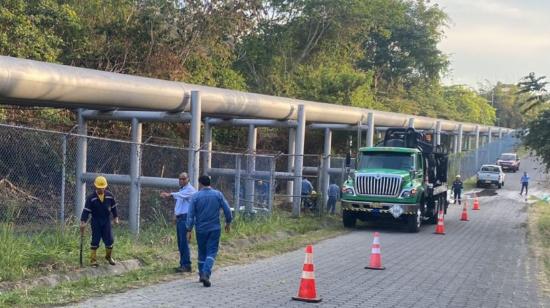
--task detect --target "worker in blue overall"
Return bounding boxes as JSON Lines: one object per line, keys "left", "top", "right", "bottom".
{"left": 160, "top": 172, "right": 197, "bottom": 273}
{"left": 452, "top": 175, "right": 463, "bottom": 205}
{"left": 187, "top": 175, "right": 232, "bottom": 287}
{"left": 327, "top": 182, "right": 340, "bottom": 214}
{"left": 80, "top": 176, "right": 119, "bottom": 266}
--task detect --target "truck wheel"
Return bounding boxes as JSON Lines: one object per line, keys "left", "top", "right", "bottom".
{"left": 343, "top": 211, "right": 357, "bottom": 228}
{"left": 476, "top": 181, "right": 481, "bottom": 188}
{"left": 498, "top": 182, "right": 502, "bottom": 189}
{"left": 407, "top": 209, "right": 421, "bottom": 233}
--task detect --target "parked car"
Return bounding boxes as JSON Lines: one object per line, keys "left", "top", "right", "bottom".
{"left": 476, "top": 165, "right": 505, "bottom": 189}
{"left": 496, "top": 153, "right": 520, "bottom": 172}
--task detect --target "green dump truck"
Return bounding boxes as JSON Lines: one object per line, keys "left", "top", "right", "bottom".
{"left": 341, "top": 128, "right": 449, "bottom": 232}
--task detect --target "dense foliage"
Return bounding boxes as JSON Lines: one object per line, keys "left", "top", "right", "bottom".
{"left": 0, "top": 0, "right": 527, "bottom": 144}
{"left": 524, "top": 109, "right": 550, "bottom": 171}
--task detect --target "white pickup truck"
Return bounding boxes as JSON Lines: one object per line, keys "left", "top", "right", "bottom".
{"left": 476, "top": 164, "right": 505, "bottom": 189}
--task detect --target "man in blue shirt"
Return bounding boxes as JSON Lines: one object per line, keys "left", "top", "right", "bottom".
{"left": 256, "top": 180, "right": 269, "bottom": 205}
{"left": 520, "top": 172, "right": 530, "bottom": 196}
{"left": 327, "top": 182, "right": 340, "bottom": 215}
{"left": 187, "top": 175, "right": 232, "bottom": 287}
{"left": 160, "top": 172, "right": 196, "bottom": 273}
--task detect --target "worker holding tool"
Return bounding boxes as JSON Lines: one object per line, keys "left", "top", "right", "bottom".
{"left": 80, "top": 176, "right": 119, "bottom": 266}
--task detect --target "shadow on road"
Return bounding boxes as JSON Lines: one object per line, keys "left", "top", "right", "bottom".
{"left": 466, "top": 189, "right": 498, "bottom": 198}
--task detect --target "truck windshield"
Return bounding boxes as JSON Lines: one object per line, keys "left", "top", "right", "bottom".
{"left": 359, "top": 152, "right": 414, "bottom": 170}
{"left": 481, "top": 166, "right": 500, "bottom": 173}
{"left": 500, "top": 154, "right": 516, "bottom": 160}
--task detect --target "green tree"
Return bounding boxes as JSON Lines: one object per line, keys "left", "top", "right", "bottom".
{"left": 443, "top": 85, "right": 495, "bottom": 125}
{"left": 517, "top": 72, "right": 549, "bottom": 113}
{"left": 524, "top": 109, "right": 550, "bottom": 171}
{"left": 479, "top": 83, "right": 525, "bottom": 128}
{"left": 0, "top": 0, "right": 81, "bottom": 62}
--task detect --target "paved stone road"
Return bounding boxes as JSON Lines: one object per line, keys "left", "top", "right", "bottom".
{"left": 71, "top": 158, "right": 548, "bottom": 308}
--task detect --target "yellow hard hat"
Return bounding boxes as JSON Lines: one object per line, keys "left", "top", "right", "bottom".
{"left": 94, "top": 176, "right": 108, "bottom": 189}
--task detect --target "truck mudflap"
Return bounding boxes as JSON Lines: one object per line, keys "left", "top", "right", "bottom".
{"left": 342, "top": 201, "right": 418, "bottom": 216}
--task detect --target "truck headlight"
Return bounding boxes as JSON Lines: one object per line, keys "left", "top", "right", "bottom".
{"left": 400, "top": 188, "right": 417, "bottom": 198}
{"left": 342, "top": 187, "right": 355, "bottom": 195}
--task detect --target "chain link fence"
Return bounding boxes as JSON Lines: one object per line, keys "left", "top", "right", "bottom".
{"left": 447, "top": 135, "right": 519, "bottom": 182}
{"left": 0, "top": 123, "right": 520, "bottom": 232}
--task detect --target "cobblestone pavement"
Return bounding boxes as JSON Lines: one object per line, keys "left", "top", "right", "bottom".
{"left": 70, "top": 158, "right": 548, "bottom": 308}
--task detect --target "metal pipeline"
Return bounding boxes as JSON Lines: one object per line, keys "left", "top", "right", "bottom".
{"left": 0, "top": 56, "right": 509, "bottom": 133}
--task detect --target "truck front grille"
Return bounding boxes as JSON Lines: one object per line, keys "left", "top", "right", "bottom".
{"left": 355, "top": 174, "right": 402, "bottom": 197}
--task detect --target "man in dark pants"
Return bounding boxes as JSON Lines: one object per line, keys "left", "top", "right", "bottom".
{"left": 187, "top": 175, "right": 232, "bottom": 287}
{"left": 452, "top": 175, "right": 463, "bottom": 205}
{"left": 327, "top": 182, "right": 340, "bottom": 214}
{"left": 520, "top": 172, "right": 530, "bottom": 196}
{"left": 256, "top": 180, "right": 269, "bottom": 205}
{"left": 160, "top": 172, "right": 196, "bottom": 273}
{"left": 80, "top": 176, "right": 119, "bottom": 266}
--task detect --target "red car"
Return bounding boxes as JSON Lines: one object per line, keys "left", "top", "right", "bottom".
{"left": 496, "top": 153, "right": 520, "bottom": 172}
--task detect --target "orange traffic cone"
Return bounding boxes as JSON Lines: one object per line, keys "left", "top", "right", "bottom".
{"left": 460, "top": 201, "right": 469, "bottom": 221}
{"left": 292, "top": 245, "right": 322, "bottom": 303}
{"left": 365, "top": 232, "right": 385, "bottom": 270}
{"left": 434, "top": 210, "right": 445, "bottom": 234}
{"left": 472, "top": 195, "right": 480, "bottom": 210}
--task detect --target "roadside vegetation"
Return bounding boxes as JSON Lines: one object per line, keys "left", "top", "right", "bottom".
{"left": 0, "top": 212, "right": 345, "bottom": 306}
{"left": 462, "top": 176, "right": 477, "bottom": 190}
{"left": 528, "top": 199, "right": 550, "bottom": 296}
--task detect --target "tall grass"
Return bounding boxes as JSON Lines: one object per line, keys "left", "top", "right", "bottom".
{"left": 0, "top": 210, "right": 341, "bottom": 283}
{"left": 0, "top": 222, "right": 82, "bottom": 282}
{"left": 529, "top": 199, "right": 550, "bottom": 295}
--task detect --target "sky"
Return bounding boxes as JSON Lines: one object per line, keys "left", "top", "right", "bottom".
{"left": 433, "top": 0, "right": 550, "bottom": 89}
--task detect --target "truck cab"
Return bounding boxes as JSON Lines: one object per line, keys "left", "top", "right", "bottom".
{"left": 341, "top": 128, "right": 448, "bottom": 232}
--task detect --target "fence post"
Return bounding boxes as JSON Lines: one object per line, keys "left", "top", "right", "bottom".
{"left": 60, "top": 134, "right": 67, "bottom": 230}
{"left": 286, "top": 128, "right": 296, "bottom": 203}
{"left": 234, "top": 155, "right": 241, "bottom": 217}
{"left": 268, "top": 156, "right": 275, "bottom": 214}
{"left": 474, "top": 125, "right": 480, "bottom": 168}
{"left": 321, "top": 128, "right": 332, "bottom": 216}
{"left": 457, "top": 124, "right": 463, "bottom": 153}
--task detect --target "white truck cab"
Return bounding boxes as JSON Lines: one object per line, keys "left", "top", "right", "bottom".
{"left": 476, "top": 164, "right": 505, "bottom": 189}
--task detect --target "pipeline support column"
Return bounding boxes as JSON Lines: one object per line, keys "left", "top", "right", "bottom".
{"left": 75, "top": 109, "right": 87, "bottom": 219}
{"left": 129, "top": 118, "right": 142, "bottom": 235}
{"left": 292, "top": 105, "right": 306, "bottom": 217}
{"left": 189, "top": 91, "right": 202, "bottom": 188}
